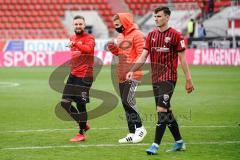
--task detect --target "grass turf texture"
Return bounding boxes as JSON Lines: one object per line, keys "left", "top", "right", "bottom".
{"left": 0, "top": 66, "right": 239, "bottom": 160}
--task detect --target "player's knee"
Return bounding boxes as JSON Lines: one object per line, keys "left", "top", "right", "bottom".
{"left": 156, "top": 106, "right": 168, "bottom": 112}
{"left": 156, "top": 106, "right": 168, "bottom": 124}
{"left": 157, "top": 111, "right": 171, "bottom": 124}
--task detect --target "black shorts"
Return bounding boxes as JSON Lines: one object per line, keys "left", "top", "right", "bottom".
{"left": 152, "top": 81, "right": 176, "bottom": 109}
{"left": 62, "top": 74, "right": 93, "bottom": 104}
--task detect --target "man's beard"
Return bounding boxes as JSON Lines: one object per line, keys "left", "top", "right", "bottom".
{"left": 75, "top": 29, "right": 83, "bottom": 35}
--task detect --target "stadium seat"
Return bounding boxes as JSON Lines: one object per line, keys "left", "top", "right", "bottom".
{"left": 5, "top": 0, "right": 227, "bottom": 39}
{"left": 125, "top": 0, "right": 231, "bottom": 17}
{"left": 0, "top": 0, "right": 117, "bottom": 39}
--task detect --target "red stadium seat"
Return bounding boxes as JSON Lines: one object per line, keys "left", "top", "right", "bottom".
{"left": 0, "top": 24, "right": 4, "bottom": 29}
{"left": 0, "top": 0, "right": 117, "bottom": 38}
{"left": 25, "top": 23, "right": 32, "bottom": 29}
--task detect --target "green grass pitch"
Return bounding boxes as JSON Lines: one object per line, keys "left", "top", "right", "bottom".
{"left": 0, "top": 66, "right": 240, "bottom": 160}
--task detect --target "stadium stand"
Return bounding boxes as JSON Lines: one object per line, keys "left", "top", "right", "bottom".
{"left": 124, "top": 0, "right": 232, "bottom": 16}
{"left": 62, "top": 10, "right": 110, "bottom": 38}
{"left": 203, "top": 6, "right": 240, "bottom": 37}
{"left": 140, "top": 9, "right": 200, "bottom": 36}
{"left": 0, "top": 0, "right": 115, "bottom": 39}
{"left": 0, "top": 0, "right": 234, "bottom": 39}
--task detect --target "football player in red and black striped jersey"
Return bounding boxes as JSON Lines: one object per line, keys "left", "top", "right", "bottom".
{"left": 126, "top": 6, "right": 194, "bottom": 155}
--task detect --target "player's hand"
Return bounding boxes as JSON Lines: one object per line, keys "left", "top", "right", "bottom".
{"left": 107, "top": 40, "right": 118, "bottom": 53}
{"left": 186, "top": 79, "right": 194, "bottom": 93}
{"left": 67, "top": 41, "right": 75, "bottom": 48}
{"left": 126, "top": 71, "right": 134, "bottom": 80}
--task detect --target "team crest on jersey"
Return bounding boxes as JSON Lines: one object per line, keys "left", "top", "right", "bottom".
{"left": 81, "top": 92, "right": 87, "bottom": 101}
{"left": 163, "top": 94, "right": 169, "bottom": 101}
{"left": 164, "top": 37, "right": 171, "bottom": 43}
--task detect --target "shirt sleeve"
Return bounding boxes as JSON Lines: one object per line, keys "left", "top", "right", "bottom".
{"left": 176, "top": 32, "right": 186, "bottom": 52}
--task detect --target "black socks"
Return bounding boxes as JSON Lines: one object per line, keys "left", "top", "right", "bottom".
{"left": 61, "top": 101, "right": 87, "bottom": 135}
{"left": 154, "top": 112, "right": 168, "bottom": 144}
{"left": 77, "top": 103, "right": 87, "bottom": 135}
{"left": 154, "top": 111, "right": 182, "bottom": 144}
{"left": 167, "top": 110, "right": 182, "bottom": 141}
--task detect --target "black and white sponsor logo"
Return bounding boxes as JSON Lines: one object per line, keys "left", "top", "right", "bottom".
{"left": 151, "top": 47, "right": 169, "bottom": 53}
{"left": 180, "top": 40, "right": 185, "bottom": 48}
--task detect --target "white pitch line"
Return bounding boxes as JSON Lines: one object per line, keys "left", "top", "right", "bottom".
{"left": 2, "top": 141, "right": 240, "bottom": 151}
{"left": 0, "top": 81, "right": 20, "bottom": 87}
{"left": 0, "top": 127, "right": 126, "bottom": 133}
{"left": 180, "top": 125, "right": 239, "bottom": 128}
{"left": 0, "top": 125, "right": 238, "bottom": 134}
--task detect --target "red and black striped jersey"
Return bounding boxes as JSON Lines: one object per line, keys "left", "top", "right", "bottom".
{"left": 144, "top": 27, "right": 185, "bottom": 83}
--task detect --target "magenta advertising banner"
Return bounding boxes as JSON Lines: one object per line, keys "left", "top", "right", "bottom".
{"left": 0, "top": 51, "right": 69, "bottom": 67}
{"left": 0, "top": 49, "right": 240, "bottom": 67}
{"left": 185, "top": 49, "right": 240, "bottom": 66}
{"left": 0, "top": 51, "right": 114, "bottom": 67}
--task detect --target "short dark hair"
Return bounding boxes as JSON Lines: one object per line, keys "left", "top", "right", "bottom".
{"left": 112, "top": 14, "right": 120, "bottom": 21}
{"left": 154, "top": 6, "right": 171, "bottom": 16}
{"left": 73, "top": 15, "right": 85, "bottom": 21}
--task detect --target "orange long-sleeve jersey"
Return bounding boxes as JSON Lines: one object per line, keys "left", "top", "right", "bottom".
{"left": 111, "top": 13, "right": 145, "bottom": 83}
{"left": 69, "top": 32, "right": 95, "bottom": 78}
